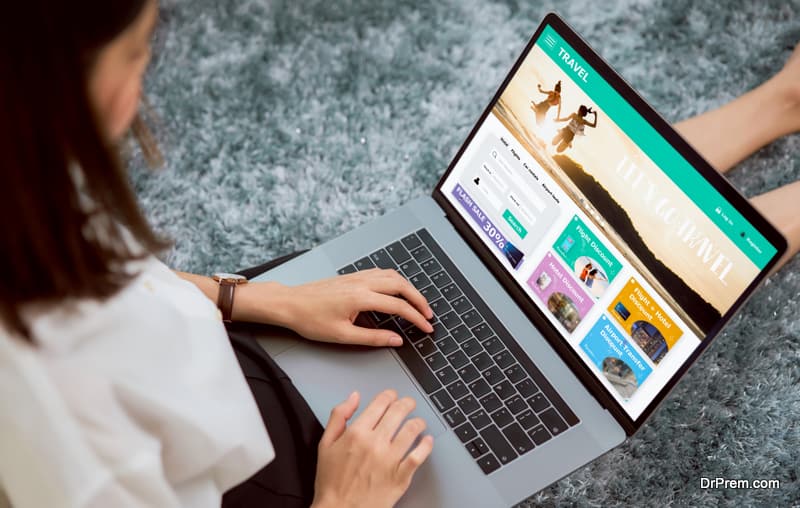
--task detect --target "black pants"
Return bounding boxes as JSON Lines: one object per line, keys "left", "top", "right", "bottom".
{"left": 222, "top": 250, "right": 321, "bottom": 508}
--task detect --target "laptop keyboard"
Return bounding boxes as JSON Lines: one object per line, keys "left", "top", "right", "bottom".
{"left": 338, "top": 228, "right": 579, "bottom": 475}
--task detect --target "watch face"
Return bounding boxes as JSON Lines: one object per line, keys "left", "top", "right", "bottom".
{"left": 213, "top": 272, "right": 247, "bottom": 282}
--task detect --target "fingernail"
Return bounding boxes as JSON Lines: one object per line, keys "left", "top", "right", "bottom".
{"left": 427, "top": 307, "right": 434, "bottom": 319}
{"left": 390, "top": 335, "right": 403, "bottom": 346}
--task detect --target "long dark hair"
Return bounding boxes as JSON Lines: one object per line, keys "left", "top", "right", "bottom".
{"left": 0, "top": 0, "right": 170, "bottom": 342}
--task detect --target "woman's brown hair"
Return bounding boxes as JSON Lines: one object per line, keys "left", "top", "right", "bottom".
{"left": 0, "top": 0, "right": 170, "bottom": 341}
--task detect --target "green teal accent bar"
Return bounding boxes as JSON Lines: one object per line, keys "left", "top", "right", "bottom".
{"left": 502, "top": 209, "right": 528, "bottom": 239}
{"left": 535, "top": 24, "right": 776, "bottom": 268}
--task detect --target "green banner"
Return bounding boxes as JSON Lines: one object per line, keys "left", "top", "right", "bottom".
{"left": 554, "top": 215, "right": 623, "bottom": 284}
{"left": 536, "top": 24, "right": 776, "bottom": 268}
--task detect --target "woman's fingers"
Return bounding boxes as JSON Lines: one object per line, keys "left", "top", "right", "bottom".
{"left": 337, "top": 323, "right": 404, "bottom": 347}
{"left": 320, "top": 391, "right": 360, "bottom": 447}
{"left": 391, "top": 417, "right": 427, "bottom": 457}
{"left": 374, "top": 396, "right": 416, "bottom": 440}
{"left": 398, "top": 434, "right": 434, "bottom": 480}
{"left": 351, "top": 389, "right": 397, "bottom": 431}
{"left": 368, "top": 294, "right": 432, "bottom": 334}
{"left": 362, "top": 269, "right": 433, "bottom": 321}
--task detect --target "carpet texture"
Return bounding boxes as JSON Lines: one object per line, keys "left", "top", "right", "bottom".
{"left": 132, "top": 1, "right": 799, "bottom": 506}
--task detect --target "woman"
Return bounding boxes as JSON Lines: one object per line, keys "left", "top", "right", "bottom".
{"left": 0, "top": 2, "right": 434, "bottom": 507}
{"left": 531, "top": 81, "right": 562, "bottom": 124}
{"left": 552, "top": 105, "right": 598, "bottom": 152}
{"left": 1, "top": 2, "right": 799, "bottom": 508}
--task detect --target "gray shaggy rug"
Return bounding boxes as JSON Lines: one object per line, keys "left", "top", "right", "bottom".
{"left": 131, "top": 0, "right": 799, "bottom": 505}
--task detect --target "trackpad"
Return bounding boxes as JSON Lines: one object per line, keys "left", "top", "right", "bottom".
{"left": 274, "top": 341, "right": 447, "bottom": 437}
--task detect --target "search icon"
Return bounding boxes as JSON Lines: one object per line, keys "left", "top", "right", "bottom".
{"left": 491, "top": 150, "right": 498, "bottom": 158}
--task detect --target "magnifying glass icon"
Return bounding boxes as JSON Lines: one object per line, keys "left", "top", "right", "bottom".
{"left": 491, "top": 150, "right": 498, "bottom": 158}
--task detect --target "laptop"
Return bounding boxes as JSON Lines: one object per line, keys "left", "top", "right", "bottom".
{"left": 250, "top": 13, "right": 787, "bottom": 507}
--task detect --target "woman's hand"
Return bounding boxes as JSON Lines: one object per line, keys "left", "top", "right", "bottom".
{"left": 312, "top": 390, "right": 434, "bottom": 508}
{"left": 234, "top": 268, "right": 434, "bottom": 347}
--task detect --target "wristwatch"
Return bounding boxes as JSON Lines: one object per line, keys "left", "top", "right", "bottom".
{"left": 212, "top": 273, "right": 248, "bottom": 322}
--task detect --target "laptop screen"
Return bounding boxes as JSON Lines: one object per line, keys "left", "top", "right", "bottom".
{"left": 437, "top": 20, "right": 780, "bottom": 420}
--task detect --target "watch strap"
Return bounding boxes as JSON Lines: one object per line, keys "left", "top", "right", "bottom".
{"left": 217, "top": 280, "right": 236, "bottom": 322}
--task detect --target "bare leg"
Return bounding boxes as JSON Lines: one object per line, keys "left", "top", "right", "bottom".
{"left": 675, "top": 45, "right": 800, "bottom": 174}
{"left": 751, "top": 182, "right": 800, "bottom": 270}
{"left": 674, "top": 45, "right": 800, "bottom": 270}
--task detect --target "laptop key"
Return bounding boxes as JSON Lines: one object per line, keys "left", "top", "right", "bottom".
{"left": 400, "top": 233, "right": 422, "bottom": 251}
{"left": 506, "top": 395, "right": 528, "bottom": 415}
{"left": 461, "top": 338, "right": 483, "bottom": 357}
{"left": 436, "top": 366, "right": 458, "bottom": 386}
{"left": 354, "top": 256, "right": 376, "bottom": 271}
{"left": 440, "top": 311, "right": 462, "bottom": 329}
{"left": 502, "top": 422, "right": 535, "bottom": 456}
{"left": 482, "top": 366, "right": 504, "bottom": 386}
{"left": 458, "top": 364, "right": 480, "bottom": 383}
{"left": 466, "top": 439, "right": 484, "bottom": 459}
{"left": 477, "top": 453, "right": 501, "bottom": 475}
{"left": 527, "top": 393, "right": 549, "bottom": 413}
{"left": 436, "top": 336, "right": 458, "bottom": 355}
{"left": 449, "top": 324, "right": 472, "bottom": 343}
{"left": 446, "top": 380, "right": 469, "bottom": 400}
{"left": 492, "top": 380, "right": 516, "bottom": 401}
{"left": 468, "top": 378, "right": 491, "bottom": 398}
{"left": 410, "top": 245, "right": 432, "bottom": 262}
{"left": 515, "top": 378, "right": 538, "bottom": 398}
{"left": 414, "top": 338, "right": 436, "bottom": 357}
{"left": 405, "top": 327, "right": 428, "bottom": 343}
{"left": 409, "top": 272, "right": 432, "bottom": 290}
{"left": 481, "top": 336, "right": 504, "bottom": 355}
{"left": 480, "top": 425, "right": 518, "bottom": 465}
{"left": 425, "top": 352, "right": 447, "bottom": 371}
{"left": 370, "top": 249, "right": 396, "bottom": 269}
{"left": 454, "top": 422, "right": 478, "bottom": 443}
{"left": 429, "top": 298, "right": 452, "bottom": 316}
{"left": 492, "top": 350, "right": 515, "bottom": 369}
{"left": 430, "top": 270, "right": 452, "bottom": 288}
{"left": 440, "top": 283, "right": 462, "bottom": 301}
{"left": 471, "top": 322, "right": 492, "bottom": 340}
{"left": 399, "top": 259, "right": 421, "bottom": 277}
{"left": 517, "top": 409, "right": 540, "bottom": 430}
{"left": 527, "top": 425, "right": 552, "bottom": 446}
{"left": 444, "top": 407, "right": 466, "bottom": 428}
{"left": 446, "top": 350, "right": 469, "bottom": 370}
{"left": 430, "top": 389, "right": 456, "bottom": 412}
{"left": 457, "top": 394, "right": 480, "bottom": 415}
{"left": 431, "top": 321, "right": 448, "bottom": 340}
{"left": 504, "top": 364, "right": 526, "bottom": 383}
{"left": 337, "top": 264, "right": 357, "bottom": 275}
{"left": 394, "top": 340, "right": 440, "bottom": 394}
{"left": 436, "top": 335, "right": 458, "bottom": 355}
{"left": 421, "top": 258, "right": 442, "bottom": 275}
{"left": 479, "top": 393, "right": 502, "bottom": 413}
{"left": 469, "top": 409, "right": 492, "bottom": 430}
{"left": 369, "top": 311, "right": 391, "bottom": 325}
{"left": 420, "top": 284, "right": 441, "bottom": 302}
{"left": 471, "top": 437, "right": 489, "bottom": 457}
{"left": 473, "top": 352, "right": 493, "bottom": 372}
{"left": 538, "top": 408, "right": 568, "bottom": 436}
{"left": 386, "top": 241, "right": 412, "bottom": 264}
{"left": 461, "top": 309, "right": 482, "bottom": 328}
{"left": 490, "top": 407, "right": 513, "bottom": 428}
{"left": 450, "top": 296, "right": 472, "bottom": 314}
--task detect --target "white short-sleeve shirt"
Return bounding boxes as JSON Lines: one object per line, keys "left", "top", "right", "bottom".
{"left": 0, "top": 256, "right": 274, "bottom": 507}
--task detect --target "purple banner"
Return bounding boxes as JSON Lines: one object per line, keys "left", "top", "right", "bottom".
{"left": 451, "top": 183, "right": 524, "bottom": 269}
{"left": 527, "top": 252, "right": 594, "bottom": 333}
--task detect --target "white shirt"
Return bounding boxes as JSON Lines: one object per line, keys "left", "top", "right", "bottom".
{"left": 0, "top": 256, "right": 274, "bottom": 508}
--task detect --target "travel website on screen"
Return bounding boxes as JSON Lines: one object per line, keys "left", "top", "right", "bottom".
{"left": 442, "top": 25, "right": 776, "bottom": 419}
